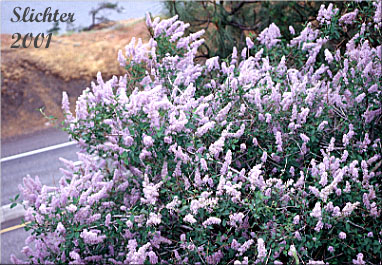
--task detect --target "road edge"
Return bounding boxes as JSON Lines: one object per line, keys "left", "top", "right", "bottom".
{"left": 0, "top": 203, "right": 25, "bottom": 224}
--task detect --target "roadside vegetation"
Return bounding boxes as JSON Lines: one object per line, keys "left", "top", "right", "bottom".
{"left": 12, "top": 1, "right": 382, "bottom": 264}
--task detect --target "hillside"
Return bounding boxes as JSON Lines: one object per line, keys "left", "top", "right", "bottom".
{"left": 1, "top": 19, "right": 150, "bottom": 139}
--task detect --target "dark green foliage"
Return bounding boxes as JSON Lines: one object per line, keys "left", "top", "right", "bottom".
{"left": 87, "top": 2, "right": 124, "bottom": 30}
{"left": 163, "top": 1, "right": 328, "bottom": 58}
{"left": 47, "top": 21, "right": 61, "bottom": 35}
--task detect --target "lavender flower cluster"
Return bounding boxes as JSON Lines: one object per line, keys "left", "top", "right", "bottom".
{"left": 13, "top": 1, "right": 381, "bottom": 264}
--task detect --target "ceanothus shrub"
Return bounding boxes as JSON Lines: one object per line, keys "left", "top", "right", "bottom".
{"left": 13, "top": 1, "right": 381, "bottom": 264}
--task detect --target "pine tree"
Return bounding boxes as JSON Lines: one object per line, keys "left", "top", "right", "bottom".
{"left": 163, "top": 1, "right": 334, "bottom": 58}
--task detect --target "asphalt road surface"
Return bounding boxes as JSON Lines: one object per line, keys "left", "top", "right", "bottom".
{"left": 1, "top": 127, "right": 80, "bottom": 263}
{"left": 1, "top": 217, "right": 32, "bottom": 264}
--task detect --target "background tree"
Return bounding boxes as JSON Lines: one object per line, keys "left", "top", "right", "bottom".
{"left": 47, "top": 21, "right": 61, "bottom": 35}
{"left": 163, "top": 1, "right": 343, "bottom": 58}
{"left": 88, "top": 2, "right": 124, "bottom": 30}
{"left": 65, "top": 20, "right": 78, "bottom": 33}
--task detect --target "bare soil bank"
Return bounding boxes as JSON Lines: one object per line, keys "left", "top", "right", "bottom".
{"left": 1, "top": 19, "right": 149, "bottom": 139}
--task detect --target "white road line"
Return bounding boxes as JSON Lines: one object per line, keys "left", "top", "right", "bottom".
{"left": 1, "top": 141, "right": 77, "bottom": 163}
{"left": 0, "top": 202, "right": 25, "bottom": 224}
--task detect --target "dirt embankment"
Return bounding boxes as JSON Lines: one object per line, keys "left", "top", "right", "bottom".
{"left": 1, "top": 19, "right": 150, "bottom": 140}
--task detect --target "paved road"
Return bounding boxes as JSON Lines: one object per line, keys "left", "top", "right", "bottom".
{"left": 1, "top": 217, "right": 31, "bottom": 264}
{"left": 1, "top": 127, "right": 80, "bottom": 263}
{"left": 1, "top": 127, "right": 79, "bottom": 206}
{"left": 2, "top": 127, "right": 71, "bottom": 158}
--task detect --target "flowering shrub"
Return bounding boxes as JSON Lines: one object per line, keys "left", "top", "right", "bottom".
{"left": 13, "top": 1, "right": 381, "bottom": 264}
